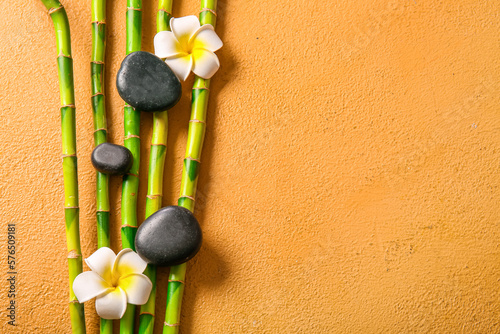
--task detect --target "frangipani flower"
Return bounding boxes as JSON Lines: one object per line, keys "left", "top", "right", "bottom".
{"left": 154, "top": 15, "right": 223, "bottom": 81}
{"left": 73, "top": 247, "right": 152, "bottom": 319}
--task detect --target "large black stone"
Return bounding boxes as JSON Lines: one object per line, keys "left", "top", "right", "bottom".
{"left": 116, "top": 51, "right": 181, "bottom": 112}
{"left": 91, "top": 143, "right": 133, "bottom": 175}
{"left": 135, "top": 206, "right": 202, "bottom": 267}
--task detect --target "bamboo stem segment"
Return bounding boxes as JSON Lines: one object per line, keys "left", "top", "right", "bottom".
{"left": 138, "top": 2, "right": 173, "bottom": 333}
{"left": 39, "top": 1, "right": 86, "bottom": 333}
{"left": 120, "top": 0, "right": 142, "bottom": 332}
{"left": 163, "top": 1, "right": 218, "bottom": 333}
{"left": 91, "top": 0, "right": 112, "bottom": 332}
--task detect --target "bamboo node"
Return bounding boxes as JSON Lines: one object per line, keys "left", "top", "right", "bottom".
{"left": 64, "top": 206, "right": 79, "bottom": 210}
{"left": 127, "top": 172, "right": 139, "bottom": 178}
{"left": 62, "top": 154, "right": 76, "bottom": 158}
{"left": 94, "top": 128, "right": 108, "bottom": 134}
{"left": 189, "top": 119, "right": 206, "bottom": 124}
{"left": 127, "top": 7, "right": 142, "bottom": 11}
{"left": 121, "top": 224, "right": 138, "bottom": 229}
{"left": 140, "top": 312, "right": 155, "bottom": 316}
{"left": 159, "top": 9, "right": 172, "bottom": 16}
{"left": 125, "top": 134, "right": 140, "bottom": 140}
{"left": 58, "top": 53, "right": 72, "bottom": 59}
{"left": 96, "top": 209, "right": 110, "bottom": 213}
{"left": 168, "top": 279, "right": 185, "bottom": 284}
{"left": 164, "top": 322, "right": 180, "bottom": 327}
{"left": 91, "top": 92, "right": 104, "bottom": 98}
{"left": 67, "top": 250, "right": 81, "bottom": 259}
{"left": 192, "top": 87, "right": 210, "bottom": 91}
{"left": 69, "top": 300, "right": 79, "bottom": 304}
{"left": 48, "top": 6, "right": 64, "bottom": 15}
{"left": 91, "top": 20, "right": 106, "bottom": 25}
{"left": 200, "top": 8, "right": 217, "bottom": 16}
{"left": 180, "top": 195, "right": 196, "bottom": 202}
{"left": 151, "top": 143, "right": 167, "bottom": 147}
{"left": 185, "top": 157, "right": 201, "bottom": 163}
{"left": 147, "top": 194, "right": 162, "bottom": 199}
{"left": 61, "top": 104, "right": 76, "bottom": 108}
{"left": 91, "top": 60, "right": 105, "bottom": 65}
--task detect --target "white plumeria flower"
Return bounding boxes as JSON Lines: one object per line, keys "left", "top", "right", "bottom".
{"left": 154, "top": 15, "right": 223, "bottom": 81}
{"left": 73, "top": 247, "right": 152, "bottom": 319}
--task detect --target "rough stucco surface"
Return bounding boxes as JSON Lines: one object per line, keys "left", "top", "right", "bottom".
{"left": 0, "top": 0, "right": 499, "bottom": 332}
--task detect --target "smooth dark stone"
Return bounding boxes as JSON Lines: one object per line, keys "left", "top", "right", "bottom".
{"left": 135, "top": 206, "right": 202, "bottom": 267}
{"left": 116, "top": 51, "right": 181, "bottom": 112}
{"left": 91, "top": 143, "right": 133, "bottom": 175}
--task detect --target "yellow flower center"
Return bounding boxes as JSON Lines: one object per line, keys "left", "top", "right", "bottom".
{"left": 110, "top": 273, "right": 120, "bottom": 288}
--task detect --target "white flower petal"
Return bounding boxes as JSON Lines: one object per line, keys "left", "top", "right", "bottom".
{"left": 113, "top": 248, "right": 148, "bottom": 277}
{"left": 118, "top": 273, "right": 153, "bottom": 305}
{"left": 85, "top": 247, "right": 116, "bottom": 282}
{"left": 192, "top": 49, "right": 220, "bottom": 79}
{"left": 95, "top": 287, "right": 128, "bottom": 319}
{"left": 165, "top": 54, "right": 193, "bottom": 81}
{"left": 191, "top": 25, "right": 223, "bottom": 52}
{"left": 154, "top": 31, "right": 183, "bottom": 59}
{"left": 73, "top": 271, "right": 112, "bottom": 303}
{"left": 170, "top": 16, "right": 201, "bottom": 48}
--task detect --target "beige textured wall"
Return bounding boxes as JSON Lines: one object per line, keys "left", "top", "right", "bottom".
{"left": 0, "top": 0, "right": 499, "bottom": 332}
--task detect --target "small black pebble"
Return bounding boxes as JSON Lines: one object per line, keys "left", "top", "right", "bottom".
{"left": 91, "top": 143, "right": 133, "bottom": 175}
{"left": 116, "top": 51, "right": 182, "bottom": 112}
{"left": 135, "top": 206, "right": 202, "bottom": 267}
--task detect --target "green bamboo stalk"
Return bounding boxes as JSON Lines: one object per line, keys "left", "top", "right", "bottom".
{"left": 120, "top": 0, "right": 142, "bottom": 332}
{"left": 91, "top": 0, "right": 109, "bottom": 248}
{"left": 138, "top": 112, "right": 169, "bottom": 333}
{"left": 39, "top": 1, "right": 85, "bottom": 333}
{"left": 121, "top": 0, "right": 143, "bottom": 250}
{"left": 137, "top": 3, "right": 173, "bottom": 333}
{"left": 91, "top": 0, "right": 112, "bottom": 332}
{"left": 163, "top": 2, "right": 218, "bottom": 333}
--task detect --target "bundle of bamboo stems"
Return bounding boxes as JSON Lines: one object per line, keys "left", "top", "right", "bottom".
{"left": 40, "top": 0, "right": 221, "bottom": 332}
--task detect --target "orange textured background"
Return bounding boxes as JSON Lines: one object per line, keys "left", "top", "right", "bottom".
{"left": 1, "top": 0, "right": 500, "bottom": 332}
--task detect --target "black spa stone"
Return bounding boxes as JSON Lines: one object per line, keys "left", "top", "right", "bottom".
{"left": 135, "top": 206, "right": 202, "bottom": 267}
{"left": 91, "top": 143, "right": 133, "bottom": 175}
{"left": 116, "top": 51, "right": 181, "bottom": 112}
